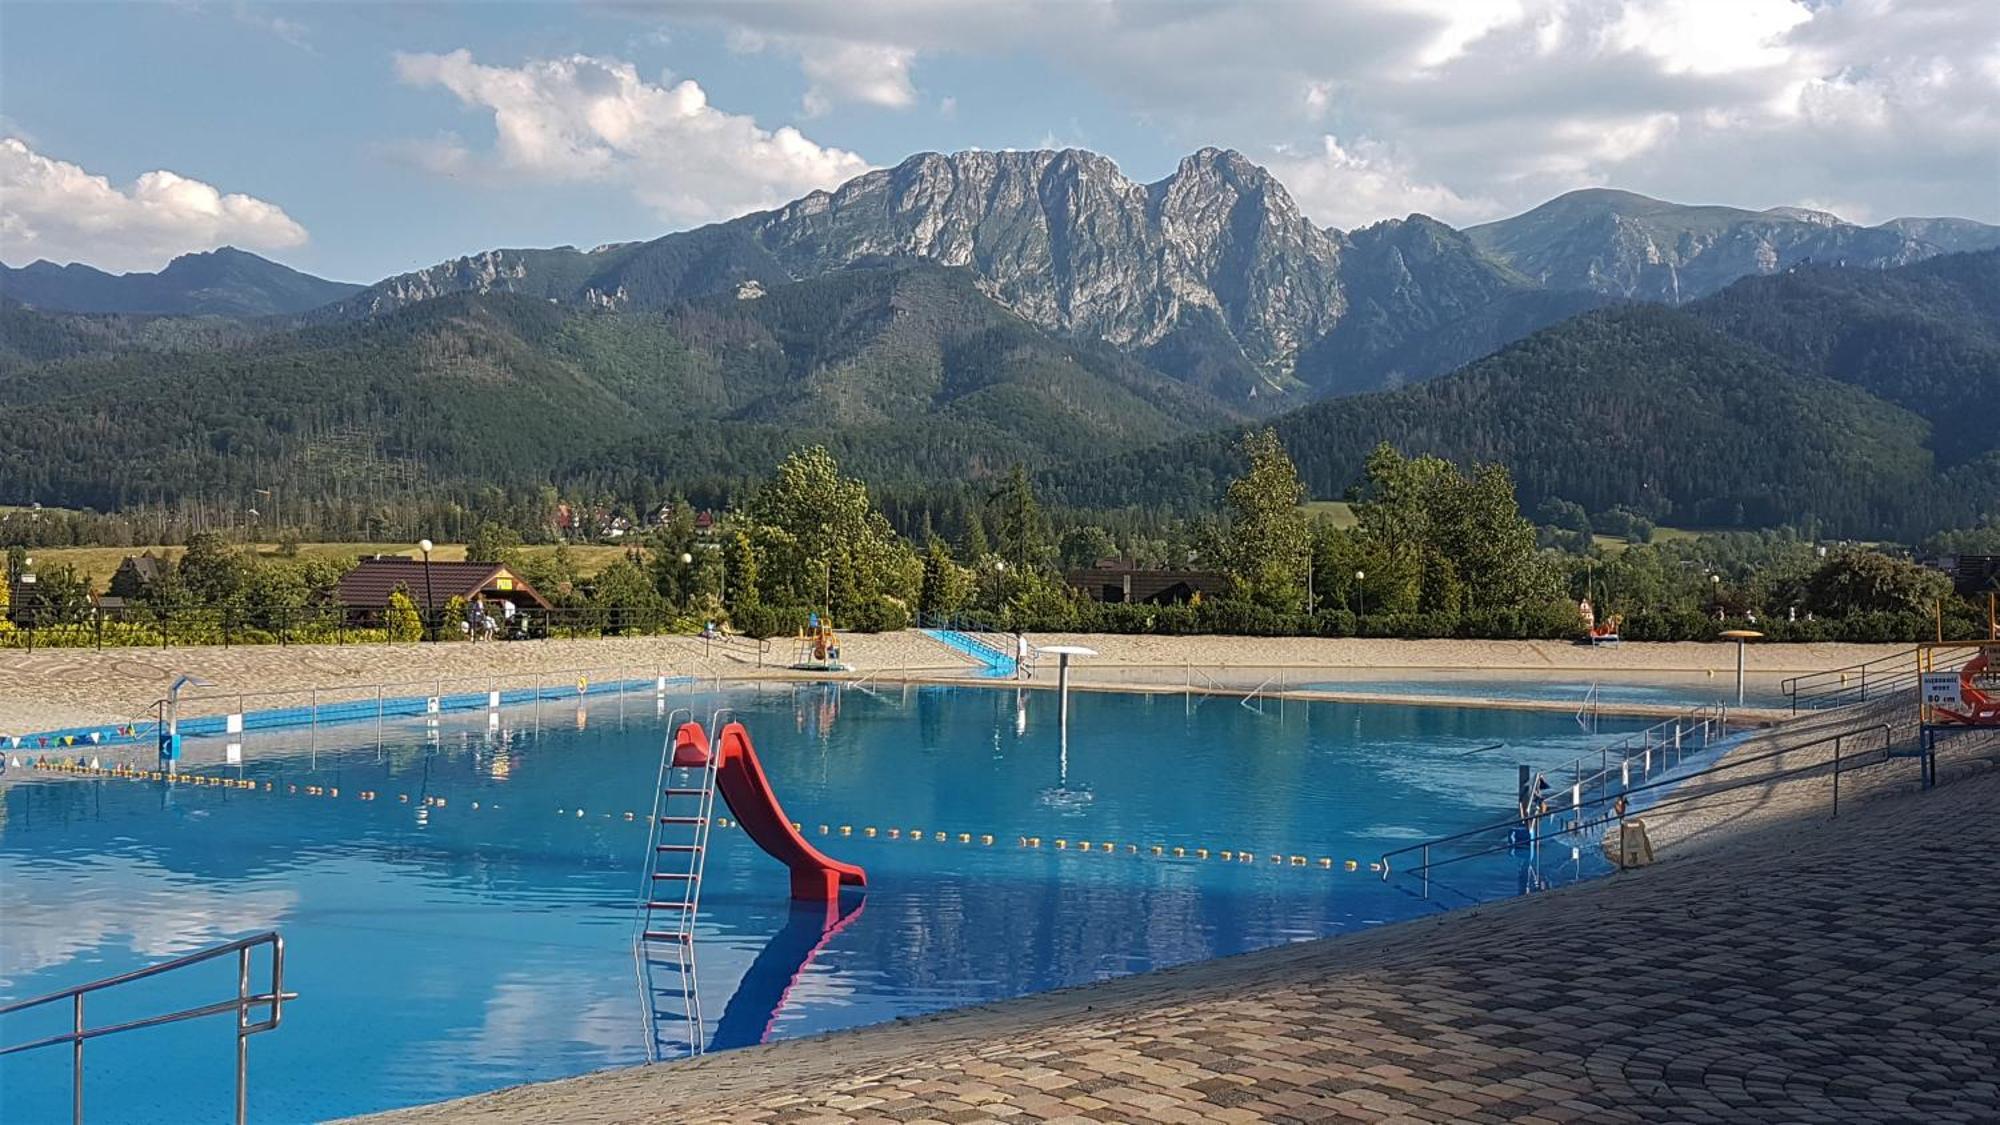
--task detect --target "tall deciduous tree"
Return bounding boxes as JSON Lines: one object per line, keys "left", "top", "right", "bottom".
{"left": 746, "top": 447, "right": 918, "bottom": 620}
{"left": 1224, "top": 430, "right": 1310, "bottom": 611}
{"left": 1351, "top": 444, "right": 1554, "bottom": 617}
{"left": 466, "top": 522, "right": 523, "bottom": 566}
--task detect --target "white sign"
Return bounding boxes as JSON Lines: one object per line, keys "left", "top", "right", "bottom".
{"left": 225, "top": 743, "right": 243, "bottom": 764}
{"left": 1923, "top": 672, "right": 1965, "bottom": 710}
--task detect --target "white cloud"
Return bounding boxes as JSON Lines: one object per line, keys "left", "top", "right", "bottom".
{"left": 393, "top": 50, "right": 873, "bottom": 224}
{"left": 796, "top": 39, "right": 919, "bottom": 115}
{"left": 724, "top": 28, "right": 919, "bottom": 115}
{"left": 666, "top": 0, "right": 2000, "bottom": 226}
{"left": 0, "top": 138, "right": 309, "bottom": 272}
{"left": 1267, "top": 135, "right": 1501, "bottom": 230}
{"left": 232, "top": 1, "right": 312, "bottom": 51}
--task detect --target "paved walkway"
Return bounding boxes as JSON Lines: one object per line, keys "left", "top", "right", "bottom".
{"left": 366, "top": 715, "right": 2000, "bottom": 1124}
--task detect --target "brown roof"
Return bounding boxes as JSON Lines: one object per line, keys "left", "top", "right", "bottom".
{"left": 120, "top": 552, "right": 167, "bottom": 583}
{"left": 334, "top": 559, "right": 550, "bottom": 611}
{"left": 1065, "top": 565, "right": 1230, "bottom": 604}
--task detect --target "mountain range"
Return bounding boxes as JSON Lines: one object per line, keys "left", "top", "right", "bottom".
{"left": 1057, "top": 250, "right": 2000, "bottom": 538}
{"left": 0, "top": 247, "right": 362, "bottom": 317}
{"left": 1, "top": 146, "right": 1996, "bottom": 536}
{"left": 8, "top": 147, "right": 1992, "bottom": 403}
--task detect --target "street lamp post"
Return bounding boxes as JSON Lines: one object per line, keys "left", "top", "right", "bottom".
{"left": 1355, "top": 569, "right": 1366, "bottom": 621}
{"left": 419, "top": 538, "right": 436, "bottom": 642}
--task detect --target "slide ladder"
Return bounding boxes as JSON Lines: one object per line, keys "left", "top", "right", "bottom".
{"left": 634, "top": 711, "right": 721, "bottom": 1060}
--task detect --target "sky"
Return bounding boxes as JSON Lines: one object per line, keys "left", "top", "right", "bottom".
{"left": 2, "top": 0, "right": 1996, "bottom": 282}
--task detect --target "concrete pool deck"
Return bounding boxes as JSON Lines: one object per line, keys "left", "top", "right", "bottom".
{"left": 0, "top": 632, "right": 1885, "bottom": 738}
{"left": 347, "top": 703, "right": 2000, "bottom": 1124}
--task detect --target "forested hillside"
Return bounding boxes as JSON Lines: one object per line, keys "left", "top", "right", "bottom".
{"left": 1685, "top": 251, "right": 2000, "bottom": 465}
{"left": 1055, "top": 251, "right": 2000, "bottom": 538}
{"left": 0, "top": 263, "right": 1243, "bottom": 513}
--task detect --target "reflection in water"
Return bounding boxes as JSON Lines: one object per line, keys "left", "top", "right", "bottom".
{"left": 712, "top": 897, "right": 865, "bottom": 1050}
{"left": 635, "top": 930, "right": 703, "bottom": 1062}
{"left": 0, "top": 681, "right": 1646, "bottom": 1122}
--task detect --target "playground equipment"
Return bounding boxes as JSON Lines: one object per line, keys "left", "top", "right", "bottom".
{"left": 1578, "top": 597, "right": 1621, "bottom": 644}
{"left": 645, "top": 717, "right": 866, "bottom": 905}
{"left": 635, "top": 713, "right": 865, "bottom": 1059}
{"left": 789, "top": 614, "right": 849, "bottom": 672}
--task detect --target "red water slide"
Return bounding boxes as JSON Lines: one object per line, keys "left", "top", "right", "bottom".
{"left": 673, "top": 721, "right": 867, "bottom": 902}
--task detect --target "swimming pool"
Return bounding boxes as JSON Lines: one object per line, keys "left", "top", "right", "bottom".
{"left": 1072, "top": 666, "right": 1791, "bottom": 709}
{"left": 1, "top": 682, "right": 1644, "bottom": 1121}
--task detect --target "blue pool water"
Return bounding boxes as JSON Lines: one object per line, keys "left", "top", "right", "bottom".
{"left": 1295, "top": 670, "right": 1791, "bottom": 709}
{"left": 1, "top": 683, "right": 1643, "bottom": 1122}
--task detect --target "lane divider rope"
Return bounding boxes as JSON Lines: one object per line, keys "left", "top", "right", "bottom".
{"left": 23, "top": 757, "right": 1387, "bottom": 872}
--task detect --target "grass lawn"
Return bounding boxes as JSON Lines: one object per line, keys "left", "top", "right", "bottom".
{"left": 1300, "top": 500, "right": 1358, "bottom": 529}
{"left": 29, "top": 542, "right": 634, "bottom": 586}
{"left": 1591, "top": 526, "right": 1702, "bottom": 553}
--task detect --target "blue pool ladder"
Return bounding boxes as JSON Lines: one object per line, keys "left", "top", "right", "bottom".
{"left": 634, "top": 709, "right": 720, "bottom": 1061}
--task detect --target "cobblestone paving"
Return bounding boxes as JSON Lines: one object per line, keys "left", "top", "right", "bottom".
{"left": 367, "top": 715, "right": 2000, "bottom": 1124}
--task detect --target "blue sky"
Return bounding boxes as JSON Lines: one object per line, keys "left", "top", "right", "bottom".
{"left": 5, "top": 1, "right": 1997, "bottom": 281}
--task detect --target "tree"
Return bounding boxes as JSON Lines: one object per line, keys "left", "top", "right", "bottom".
{"left": 918, "top": 539, "right": 973, "bottom": 621}
{"left": 386, "top": 588, "right": 423, "bottom": 643}
{"left": 1224, "top": 429, "right": 1309, "bottom": 611}
{"left": 178, "top": 532, "right": 245, "bottom": 605}
{"left": 1350, "top": 444, "right": 1555, "bottom": 618}
{"left": 27, "top": 563, "right": 93, "bottom": 625}
{"left": 987, "top": 466, "right": 1052, "bottom": 574}
{"left": 466, "top": 522, "right": 524, "bottom": 566}
{"left": 517, "top": 544, "right": 582, "bottom": 606}
{"left": 1806, "top": 550, "right": 1954, "bottom": 617}
{"left": 1058, "top": 525, "right": 1117, "bottom": 570}
{"left": 590, "top": 558, "right": 669, "bottom": 632}
{"left": 722, "top": 530, "right": 760, "bottom": 614}
{"left": 745, "top": 447, "right": 918, "bottom": 614}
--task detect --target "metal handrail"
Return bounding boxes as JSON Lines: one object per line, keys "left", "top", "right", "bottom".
{"left": 0, "top": 931, "right": 294, "bottom": 1125}
{"left": 1780, "top": 647, "right": 1922, "bottom": 696}
{"left": 1240, "top": 675, "right": 1276, "bottom": 710}
{"left": 1535, "top": 701, "right": 1728, "bottom": 812}
{"left": 1404, "top": 723, "right": 1902, "bottom": 879}
{"left": 1381, "top": 719, "right": 1901, "bottom": 874}
{"left": 1780, "top": 646, "right": 1975, "bottom": 713}
{"left": 155, "top": 663, "right": 689, "bottom": 722}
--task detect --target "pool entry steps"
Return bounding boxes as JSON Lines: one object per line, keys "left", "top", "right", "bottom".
{"left": 921, "top": 628, "right": 1022, "bottom": 678}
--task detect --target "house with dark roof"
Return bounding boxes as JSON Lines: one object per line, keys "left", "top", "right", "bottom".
{"left": 1064, "top": 562, "right": 1229, "bottom": 605}
{"left": 107, "top": 552, "right": 168, "bottom": 599}
{"left": 334, "top": 558, "right": 551, "bottom": 620}
{"left": 96, "top": 551, "right": 169, "bottom": 612}
{"left": 1922, "top": 554, "right": 2000, "bottom": 596}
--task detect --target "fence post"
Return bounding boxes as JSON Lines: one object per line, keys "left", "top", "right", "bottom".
{"left": 1832, "top": 735, "right": 1841, "bottom": 817}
